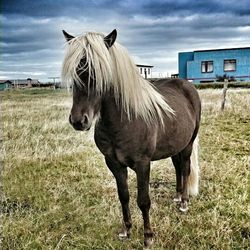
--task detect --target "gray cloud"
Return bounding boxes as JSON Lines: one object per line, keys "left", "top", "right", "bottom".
{"left": 1, "top": 0, "right": 250, "bottom": 81}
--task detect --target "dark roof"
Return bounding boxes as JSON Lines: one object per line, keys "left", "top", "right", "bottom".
{"left": 0, "top": 80, "right": 12, "bottom": 84}
{"left": 136, "top": 64, "right": 154, "bottom": 68}
{"left": 194, "top": 47, "right": 250, "bottom": 53}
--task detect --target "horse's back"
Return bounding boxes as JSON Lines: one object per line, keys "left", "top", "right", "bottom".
{"left": 153, "top": 78, "right": 201, "bottom": 121}
{"left": 151, "top": 79, "right": 201, "bottom": 160}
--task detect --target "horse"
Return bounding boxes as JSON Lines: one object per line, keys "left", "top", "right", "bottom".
{"left": 61, "top": 29, "right": 201, "bottom": 248}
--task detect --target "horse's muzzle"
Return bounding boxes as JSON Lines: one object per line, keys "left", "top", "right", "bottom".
{"left": 69, "top": 114, "right": 91, "bottom": 131}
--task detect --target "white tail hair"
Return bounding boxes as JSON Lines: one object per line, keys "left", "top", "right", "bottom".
{"left": 188, "top": 136, "right": 200, "bottom": 196}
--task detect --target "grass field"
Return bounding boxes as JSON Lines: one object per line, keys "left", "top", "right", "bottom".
{"left": 1, "top": 88, "right": 249, "bottom": 249}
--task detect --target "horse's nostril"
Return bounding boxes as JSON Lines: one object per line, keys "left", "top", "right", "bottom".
{"left": 69, "top": 114, "right": 90, "bottom": 131}
{"left": 83, "top": 115, "right": 89, "bottom": 125}
{"left": 72, "top": 120, "right": 84, "bottom": 130}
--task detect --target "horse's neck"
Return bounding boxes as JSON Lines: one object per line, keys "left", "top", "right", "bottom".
{"left": 98, "top": 92, "right": 158, "bottom": 133}
{"left": 100, "top": 93, "right": 125, "bottom": 124}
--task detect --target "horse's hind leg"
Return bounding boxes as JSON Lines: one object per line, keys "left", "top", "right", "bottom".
{"left": 172, "top": 143, "right": 193, "bottom": 212}
{"left": 179, "top": 143, "right": 193, "bottom": 212}
{"left": 171, "top": 154, "right": 182, "bottom": 202}
{"left": 105, "top": 157, "right": 132, "bottom": 239}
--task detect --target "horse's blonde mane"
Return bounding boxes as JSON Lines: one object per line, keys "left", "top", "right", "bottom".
{"left": 62, "top": 32, "right": 174, "bottom": 126}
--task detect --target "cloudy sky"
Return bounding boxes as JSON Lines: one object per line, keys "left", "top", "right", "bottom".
{"left": 2, "top": 0, "right": 250, "bottom": 81}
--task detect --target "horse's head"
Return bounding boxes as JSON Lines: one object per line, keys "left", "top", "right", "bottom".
{"left": 69, "top": 83, "right": 101, "bottom": 131}
{"left": 62, "top": 29, "right": 117, "bottom": 131}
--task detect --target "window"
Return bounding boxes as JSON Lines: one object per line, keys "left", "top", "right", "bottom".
{"left": 201, "top": 61, "right": 213, "bottom": 73}
{"left": 140, "top": 68, "right": 143, "bottom": 74}
{"left": 148, "top": 68, "right": 150, "bottom": 74}
{"left": 224, "top": 59, "right": 236, "bottom": 71}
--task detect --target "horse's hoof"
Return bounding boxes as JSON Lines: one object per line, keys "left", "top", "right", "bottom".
{"left": 179, "top": 201, "right": 189, "bottom": 213}
{"left": 144, "top": 237, "right": 154, "bottom": 249}
{"left": 179, "top": 206, "right": 188, "bottom": 212}
{"left": 173, "top": 193, "right": 182, "bottom": 203}
{"left": 173, "top": 196, "right": 182, "bottom": 202}
{"left": 118, "top": 230, "right": 129, "bottom": 240}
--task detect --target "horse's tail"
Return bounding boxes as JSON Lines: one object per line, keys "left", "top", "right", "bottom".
{"left": 188, "top": 135, "right": 200, "bottom": 196}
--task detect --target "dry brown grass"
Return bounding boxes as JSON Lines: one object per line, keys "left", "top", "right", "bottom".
{"left": 1, "top": 88, "right": 249, "bottom": 249}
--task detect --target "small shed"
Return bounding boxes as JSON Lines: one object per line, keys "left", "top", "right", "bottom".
{"left": 136, "top": 64, "right": 154, "bottom": 79}
{"left": 0, "top": 80, "right": 13, "bottom": 91}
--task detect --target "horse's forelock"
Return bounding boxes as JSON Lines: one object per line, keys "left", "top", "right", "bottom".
{"left": 62, "top": 32, "right": 175, "bottom": 126}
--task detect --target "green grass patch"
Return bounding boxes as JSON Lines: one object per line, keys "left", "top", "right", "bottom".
{"left": 1, "top": 88, "right": 249, "bottom": 249}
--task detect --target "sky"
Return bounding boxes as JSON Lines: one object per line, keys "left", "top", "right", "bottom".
{"left": 1, "top": 0, "right": 250, "bottom": 82}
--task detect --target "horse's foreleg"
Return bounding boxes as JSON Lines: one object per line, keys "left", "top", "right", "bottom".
{"left": 135, "top": 161, "right": 153, "bottom": 248}
{"left": 105, "top": 157, "right": 132, "bottom": 239}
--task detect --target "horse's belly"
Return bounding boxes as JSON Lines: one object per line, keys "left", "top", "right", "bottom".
{"left": 152, "top": 144, "right": 179, "bottom": 161}
{"left": 152, "top": 128, "right": 194, "bottom": 160}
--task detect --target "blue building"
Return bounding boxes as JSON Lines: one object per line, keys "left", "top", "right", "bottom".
{"left": 178, "top": 47, "right": 250, "bottom": 83}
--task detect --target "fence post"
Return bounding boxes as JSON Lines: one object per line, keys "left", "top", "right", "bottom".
{"left": 221, "top": 79, "right": 229, "bottom": 111}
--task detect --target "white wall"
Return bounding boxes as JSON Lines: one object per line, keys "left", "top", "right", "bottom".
{"left": 137, "top": 67, "right": 153, "bottom": 78}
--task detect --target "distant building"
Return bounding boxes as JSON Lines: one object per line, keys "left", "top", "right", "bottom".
{"left": 0, "top": 79, "right": 41, "bottom": 90}
{"left": 136, "top": 64, "right": 153, "bottom": 79}
{"left": 11, "top": 79, "right": 40, "bottom": 88}
{"left": 0, "top": 80, "right": 13, "bottom": 91}
{"left": 171, "top": 73, "right": 179, "bottom": 79}
{"left": 179, "top": 47, "right": 250, "bottom": 83}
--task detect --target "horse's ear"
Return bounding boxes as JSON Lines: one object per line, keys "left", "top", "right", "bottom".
{"left": 62, "top": 30, "right": 75, "bottom": 42}
{"left": 104, "top": 29, "right": 117, "bottom": 48}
